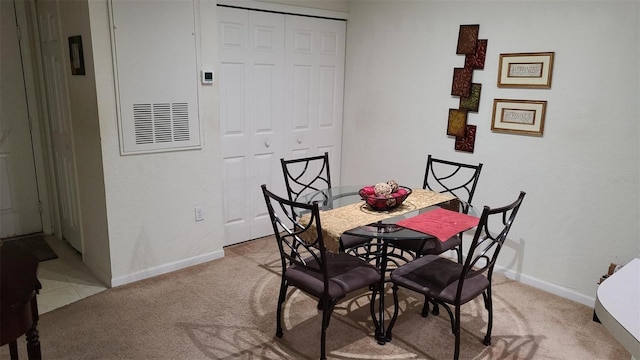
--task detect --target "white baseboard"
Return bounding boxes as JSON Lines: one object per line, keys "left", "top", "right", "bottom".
{"left": 110, "top": 249, "right": 225, "bottom": 288}
{"left": 494, "top": 265, "right": 596, "bottom": 307}
{"left": 439, "top": 250, "right": 596, "bottom": 307}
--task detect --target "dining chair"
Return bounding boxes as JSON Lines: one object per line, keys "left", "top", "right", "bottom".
{"left": 386, "top": 191, "right": 526, "bottom": 360}
{"left": 391, "top": 155, "right": 483, "bottom": 316}
{"left": 280, "top": 152, "right": 371, "bottom": 251}
{"left": 392, "top": 155, "right": 483, "bottom": 263}
{"left": 261, "top": 185, "right": 381, "bottom": 360}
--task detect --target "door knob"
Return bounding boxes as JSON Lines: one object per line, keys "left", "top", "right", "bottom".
{"left": 265, "top": 141, "right": 270, "bottom": 148}
{"left": 297, "top": 138, "right": 302, "bottom": 144}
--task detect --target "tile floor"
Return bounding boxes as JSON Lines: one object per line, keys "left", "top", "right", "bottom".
{"left": 36, "top": 236, "right": 107, "bottom": 314}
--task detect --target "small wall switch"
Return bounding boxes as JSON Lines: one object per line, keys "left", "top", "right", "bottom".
{"left": 195, "top": 206, "right": 205, "bottom": 222}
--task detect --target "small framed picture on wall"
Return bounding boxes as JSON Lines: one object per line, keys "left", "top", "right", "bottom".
{"left": 68, "top": 35, "right": 85, "bottom": 75}
{"left": 491, "top": 99, "right": 547, "bottom": 136}
{"left": 497, "top": 52, "right": 554, "bottom": 88}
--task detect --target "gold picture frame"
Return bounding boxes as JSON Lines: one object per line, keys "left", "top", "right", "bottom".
{"left": 497, "top": 52, "right": 554, "bottom": 88}
{"left": 491, "top": 99, "right": 547, "bottom": 136}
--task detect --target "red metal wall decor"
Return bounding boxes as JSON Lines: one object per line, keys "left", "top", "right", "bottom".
{"left": 447, "top": 109, "right": 469, "bottom": 137}
{"left": 449, "top": 25, "right": 487, "bottom": 153}
{"left": 465, "top": 39, "right": 487, "bottom": 70}
{"left": 459, "top": 83, "right": 482, "bottom": 112}
{"left": 451, "top": 67, "right": 474, "bottom": 97}
{"left": 456, "top": 25, "right": 480, "bottom": 55}
{"left": 455, "top": 125, "right": 477, "bottom": 153}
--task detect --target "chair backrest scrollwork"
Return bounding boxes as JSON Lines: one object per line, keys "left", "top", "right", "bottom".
{"left": 261, "top": 185, "right": 329, "bottom": 287}
{"left": 456, "top": 191, "right": 526, "bottom": 301}
{"left": 423, "top": 155, "right": 483, "bottom": 214}
{"left": 281, "top": 152, "right": 332, "bottom": 218}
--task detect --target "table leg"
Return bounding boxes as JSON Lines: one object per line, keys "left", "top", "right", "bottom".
{"left": 26, "top": 295, "right": 41, "bottom": 359}
{"left": 373, "top": 240, "right": 390, "bottom": 345}
{"left": 9, "top": 341, "right": 18, "bottom": 360}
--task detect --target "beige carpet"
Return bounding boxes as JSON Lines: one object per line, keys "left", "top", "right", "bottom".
{"left": 1, "top": 235, "right": 629, "bottom": 359}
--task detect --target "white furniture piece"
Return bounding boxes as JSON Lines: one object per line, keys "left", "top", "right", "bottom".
{"left": 595, "top": 257, "right": 640, "bottom": 360}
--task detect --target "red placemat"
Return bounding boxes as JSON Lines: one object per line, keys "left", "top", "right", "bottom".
{"left": 396, "top": 207, "right": 479, "bottom": 242}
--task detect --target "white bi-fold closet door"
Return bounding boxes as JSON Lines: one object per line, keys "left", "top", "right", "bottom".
{"left": 218, "top": 6, "right": 346, "bottom": 246}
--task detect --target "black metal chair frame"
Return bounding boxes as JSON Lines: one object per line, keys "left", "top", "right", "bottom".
{"left": 386, "top": 191, "right": 526, "bottom": 360}
{"left": 414, "top": 154, "right": 483, "bottom": 262}
{"left": 280, "top": 152, "right": 332, "bottom": 204}
{"left": 261, "top": 184, "right": 381, "bottom": 360}
{"left": 280, "top": 153, "right": 371, "bottom": 252}
{"left": 389, "top": 155, "right": 483, "bottom": 317}
{"left": 423, "top": 155, "right": 483, "bottom": 214}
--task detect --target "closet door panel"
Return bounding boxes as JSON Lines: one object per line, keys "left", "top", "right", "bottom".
{"left": 292, "top": 66, "right": 312, "bottom": 129}
{"left": 284, "top": 15, "right": 345, "bottom": 183}
{"left": 219, "top": 7, "right": 284, "bottom": 245}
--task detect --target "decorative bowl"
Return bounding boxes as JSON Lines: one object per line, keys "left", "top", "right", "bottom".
{"left": 359, "top": 185, "right": 412, "bottom": 211}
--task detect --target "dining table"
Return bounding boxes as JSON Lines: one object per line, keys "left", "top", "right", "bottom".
{"left": 302, "top": 185, "right": 480, "bottom": 345}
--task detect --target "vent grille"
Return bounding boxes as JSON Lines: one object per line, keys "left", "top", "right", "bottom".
{"left": 133, "top": 102, "right": 191, "bottom": 145}
{"left": 133, "top": 104, "right": 153, "bottom": 144}
{"left": 172, "top": 102, "right": 190, "bottom": 141}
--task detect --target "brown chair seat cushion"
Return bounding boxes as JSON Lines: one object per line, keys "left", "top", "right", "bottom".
{"left": 390, "top": 255, "right": 489, "bottom": 304}
{"left": 285, "top": 253, "right": 380, "bottom": 300}
{"left": 339, "top": 234, "right": 372, "bottom": 250}
{"left": 392, "top": 235, "right": 461, "bottom": 256}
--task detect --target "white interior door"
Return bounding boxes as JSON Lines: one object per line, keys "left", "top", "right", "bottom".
{"left": 36, "top": 0, "right": 82, "bottom": 252}
{"left": 219, "top": 7, "right": 285, "bottom": 246}
{"left": 0, "top": 0, "right": 42, "bottom": 238}
{"left": 219, "top": 7, "right": 346, "bottom": 246}
{"left": 284, "top": 15, "right": 345, "bottom": 183}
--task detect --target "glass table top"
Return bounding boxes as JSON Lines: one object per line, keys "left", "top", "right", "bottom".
{"left": 303, "top": 186, "right": 475, "bottom": 241}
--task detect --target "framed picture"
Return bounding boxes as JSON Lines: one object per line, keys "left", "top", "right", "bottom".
{"left": 491, "top": 99, "right": 547, "bottom": 136}
{"left": 497, "top": 52, "right": 554, "bottom": 88}
{"left": 68, "top": 35, "right": 85, "bottom": 75}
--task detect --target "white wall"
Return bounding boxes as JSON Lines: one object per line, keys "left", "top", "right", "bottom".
{"left": 342, "top": 1, "right": 640, "bottom": 304}
{"left": 88, "top": 0, "right": 224, "bottom": 286}
{"left": 39, "top": 0, "right": 112, "bottom": 283}
{"left": 76, "top": 0, "right": 345, "bottom": 288}
{"left": 56, "top": 0, "right": 638, "bottom": 304}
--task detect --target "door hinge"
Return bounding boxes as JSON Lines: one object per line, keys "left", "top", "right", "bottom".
{"left": 38, "top": 201, "right": 43, "bottom": 214}
{"left": 16, "top": 26, "right": 22, "bottom": 41}
{"left": 28, "top": 116, "right": 33, "bottom": 131}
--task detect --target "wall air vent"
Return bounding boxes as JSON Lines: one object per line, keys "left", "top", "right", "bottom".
{"left": 111, "top": 0, "right": 201, "bottom": 155}
{"left": 132, "top": 103, "right": 191, "bottom": 146}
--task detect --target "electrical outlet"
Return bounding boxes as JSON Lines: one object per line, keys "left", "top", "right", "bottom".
{"left": 194, "top": 206, "right": 205, "bottom": 222}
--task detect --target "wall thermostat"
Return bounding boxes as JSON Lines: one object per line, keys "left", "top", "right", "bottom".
{"left": 201, "top": 70, "right": 214, "bottom": 85}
